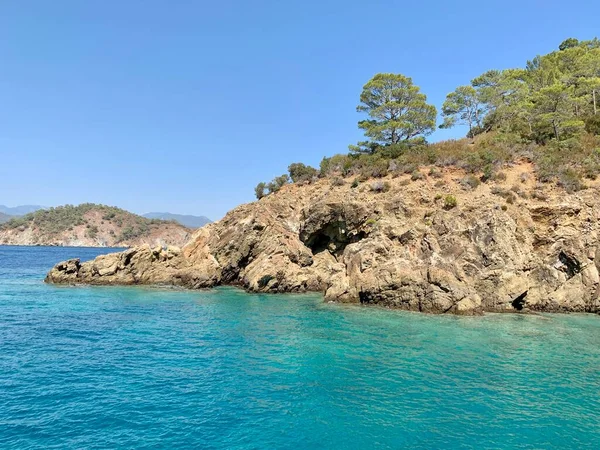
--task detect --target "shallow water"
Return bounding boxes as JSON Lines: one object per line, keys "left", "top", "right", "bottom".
{"left": 1, "top": 245, "right": 599, "bottom": 449}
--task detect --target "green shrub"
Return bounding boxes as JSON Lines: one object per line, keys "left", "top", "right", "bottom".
{"left": 354, "top": 155, "right": 389, "bottom": 178}
{"left": 429, "top": 167, "right": 443, "bottom": 178}
{"left": 370, "top": 181, "right": 391, "bottom": 193}
{"left": 255, "top": 182, "right": 267, "bottom": 199}
{"left": 443, "top": 195, "right": 457, "bottom": 210}
{"left": 411, "top": 170, "right": 424, "bottom": 181}
{"left": 494, "top": 171, "right": 507, "bottom": 181}
{"left": 585, "top": 115, "right": 600, "bottom": 135}
{"left": 267, "top": 174, "right": 290, "bottom": 193}
{"left": 288, "top": 163, "right": 318, "bottom": 183}
{"left": 460, "top": 175, "right": 481, "bottom": 189}
{"left": 331, "top": 177, "right": 345, "bottom": 186}
{"left": 365, "top": 218, "right": 378, "bottom": 226}
{"left": 320, "top": 154, "right": 352, "bottom": 177}
{"left": 86, "top": 225, "right": 99, "bottom": 239}
{"left": 558, "top": 169, "right": 584, "bottom": 193}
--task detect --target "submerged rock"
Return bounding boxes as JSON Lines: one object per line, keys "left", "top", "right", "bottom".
{"left": 46, "top": 163, "right": 600, "bottom": 315}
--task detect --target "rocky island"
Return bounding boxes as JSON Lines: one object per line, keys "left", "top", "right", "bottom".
{"left": 46, "top": 38, "right": 600, "bottom": 315}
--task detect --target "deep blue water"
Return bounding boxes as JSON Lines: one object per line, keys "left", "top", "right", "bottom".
{"left": 1, "top": 246, "right": 599, "bottom": 449}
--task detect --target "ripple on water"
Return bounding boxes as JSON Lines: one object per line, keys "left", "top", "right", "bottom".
{"left": 1, "top": 246, "right": 599, "bottom": 449}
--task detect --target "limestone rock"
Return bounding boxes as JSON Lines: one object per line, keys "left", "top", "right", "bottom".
{"left": 45, "top": 163, "right": 600, "bottom": 314}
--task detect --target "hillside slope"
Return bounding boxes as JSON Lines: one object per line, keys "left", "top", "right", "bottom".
{"left": 46, "top": 162, "right": 600, "bottom": 314}
{"left": 0, "top": 204, "right": 191, "bottom": 247}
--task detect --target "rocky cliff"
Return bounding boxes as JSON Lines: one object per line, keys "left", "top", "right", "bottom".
{"left": 46, "top": 163, "right": 600, "bottom": 314}
{"left": 1, "top": 204, "right": 191, "bottom": 248}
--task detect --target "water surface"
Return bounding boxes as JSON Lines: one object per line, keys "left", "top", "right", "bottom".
{"left": 1, "top": 246, "right": 599, "bottom": 449}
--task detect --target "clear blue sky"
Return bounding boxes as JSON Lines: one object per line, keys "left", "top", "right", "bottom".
{"left": 1, "top": 1, "right": 598, "bottom": 219}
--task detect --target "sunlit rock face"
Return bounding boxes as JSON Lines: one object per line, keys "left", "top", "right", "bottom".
{"left": 46, "top": 163, "right": 600, "bottom": 315}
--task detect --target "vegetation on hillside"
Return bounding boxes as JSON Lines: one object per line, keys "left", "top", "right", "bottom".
{"left": 255, "top": 38, "right": 600, "bottom": 198}
{"left": 0, "top": 203, "right": 182, "bottom": 242}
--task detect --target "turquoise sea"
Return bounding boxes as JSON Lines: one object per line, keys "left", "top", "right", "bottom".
{"left": 1, "top": 246, "right": 599, "bottom": 449}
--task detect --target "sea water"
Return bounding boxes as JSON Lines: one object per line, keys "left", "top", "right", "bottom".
{"left": 0, "top": 245, "right": 599, "bottom": 449}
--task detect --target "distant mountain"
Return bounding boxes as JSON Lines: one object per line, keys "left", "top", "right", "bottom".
{"left": 0, "top": 205, "right": 45, "bottom": 216}
{"left": 0, "top": 203, "right": 191, "bottom": 247}
{"left": 0, "top": 212, "right": 12, "bottom": 224}
{"left": 142, "top": 212, "right": 211, "bottom": 228}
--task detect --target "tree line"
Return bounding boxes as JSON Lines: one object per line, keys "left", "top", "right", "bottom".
{"left": 255, "top": 37, "right": 600, "bottom": 198}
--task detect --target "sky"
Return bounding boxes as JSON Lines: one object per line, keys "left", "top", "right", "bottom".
{"left": 1, "top": 0, "right": 599, "bottom": 220}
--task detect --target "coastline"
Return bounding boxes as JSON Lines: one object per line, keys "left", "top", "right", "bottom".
{"left": 44, "top": 275, "right": 600, "bottom": 317}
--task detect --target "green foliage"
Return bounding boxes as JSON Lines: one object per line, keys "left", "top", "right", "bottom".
{"left": 255, "top": 182, "right": 267, "bottom": 200}
{"left": 410, "top": 170, "right": 424, "bottom": 181}
{"left": 535, "top": 134, "right": 600, "bottom": 183}
{"left": 440, "top": 85, "right": 486, "bottom": 137}
{"left": 443, "top": 195, "right": 457, "bottom": 210}
{"left": 351, "top": 73, "right": 437, "bottom": 153}
{"left": 557, "top": 168, "right": 584, "bottom": 193}
{"left": 460, "top": 175, "right": 481, "bottom": 189}
{"left": 254, "top": 174, "right": 291, "bottom": 199}
{"left": 320, "top": 154, "right": 353, "bottom": 176}
{"left": 252, "top": 38, "right": 600, "bottom": 197}
{"left": 429, "top": 167, "right": 442, "bottom": 178}
{"left": 267, "top": 174, "right": 290, "bottom": 193}
{"left": 0, "top": 203, "right": 176, "bottom": 243}
{"left": 331, "top": 177, "right": 345, "bottom": 186}
{"left": 559, "top": 38, "right": 580, "bottom": 51}
{"left": 86, "top": 225, "right": 99, "bottom": 239}
{"left": 370, "top": 180, "right": 391, "bottom": 193}
{"left": 288, "top": 163, "right": 318, "bottom": 183}
{"left": 438, "top": 38, "right": 600, "bottom": 147}
{"left": 585, "top": 115, "right": 600, "bottom": 135}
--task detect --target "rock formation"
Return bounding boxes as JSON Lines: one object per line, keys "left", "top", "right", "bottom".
{"left": 46, "top": 163, "right": 600, "bottom": 315}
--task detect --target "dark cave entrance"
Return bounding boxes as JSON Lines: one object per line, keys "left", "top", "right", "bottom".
{"left": 301, "top": 221, "right": 366, "bottom": 258}
{"left": 558, "top": 251, "right": 581, "bottom": 279}
{"left": 511, "top": 291, "right": 528, "bottom": 311}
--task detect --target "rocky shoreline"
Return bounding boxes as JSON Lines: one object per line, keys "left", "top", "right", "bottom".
{"left": 45, "top": 163, "right": 600, "bottom": 315}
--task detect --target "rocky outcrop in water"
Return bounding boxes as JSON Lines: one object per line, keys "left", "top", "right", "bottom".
{"left": 46, "top": 163, "right": 600, "bottom": 315}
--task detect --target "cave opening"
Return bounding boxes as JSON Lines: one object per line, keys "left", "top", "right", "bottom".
{"left": 511, "top": 291, "right": 528, "bottom": 311}
{"left": 302, "top": 221, "right": 366, "bottom": 258}
{"left": 558, "top": 251, "right": 581, "bottom": 278}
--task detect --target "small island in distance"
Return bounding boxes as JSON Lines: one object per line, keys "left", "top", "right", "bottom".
{"left": 0, "top": 203, "right": 211, "bottom": 248}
